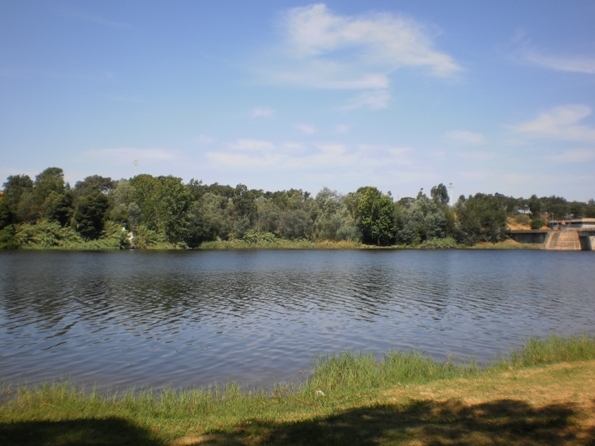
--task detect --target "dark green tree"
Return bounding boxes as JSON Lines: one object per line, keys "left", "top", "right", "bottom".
{"left": 72, "top": 193, "right": 110, "bottom": 240}
{"left": 74, "top": 175, "right": 115, "bottom": 196}
{"left": 43, "top": 191, "right": 74, "bottom": 227}
{"left": 2, "top": 174, "right": 33, "bottom": 219}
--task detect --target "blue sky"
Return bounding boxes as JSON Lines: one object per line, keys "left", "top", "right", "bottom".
{"left": 1, "top": 1, "right": 594, "bottom": 201}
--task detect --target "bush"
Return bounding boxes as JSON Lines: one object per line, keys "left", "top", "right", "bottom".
{"left": 530, "top": 217, "right": 545, "bottom": 229}
{"left": 515, "top": 214, "right": 531, "bottom": 225}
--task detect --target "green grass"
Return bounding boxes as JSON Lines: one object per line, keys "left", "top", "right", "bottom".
{"left": 505, "top": 334, "right": 595, "bottom": 367}
{"left": 1, "top": 335, "right": 595, "bottom": 445}
{"left": 199, "top": 238, "right": 361, "bottom": 250}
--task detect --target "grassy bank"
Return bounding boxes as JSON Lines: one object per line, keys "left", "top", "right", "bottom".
{"left": 199, "top": 239, "right": 362, "bottom": 250}
{"left": 2, "top": 335, "right": 595, "bottom": 445}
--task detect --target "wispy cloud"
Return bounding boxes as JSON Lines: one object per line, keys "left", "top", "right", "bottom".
{"left": 333, "top": 124, "right": 350, "bottom": 134}
{"left": 546, "top": 149, "right": 595, "bottom": 163}
{"left": 194, "top": 134, "right": 215, "bottom": 145}
{"left": 294, "top": 123, "right": 317, "bottom": 134}
{"left": 515, "top": 37, "right": 595, "bottom": 74}
{"left": 254, "top": 3, "right": 460, "bottom": 109}
{"left": 250, "top": 107, "right": 276, "bottom": 118}
{"left": 339, "top": 90, "right": 390, "bottom": 111}
{"left": 207, "top": 139, "right": 417, "bottom": 172}
{"left": 513, "top": 105, "right": 595, "bottom": 142}
{"left": 230, "top": 139, "right": 276, "bottom": 151}
{"left": 444, "top": 130, "right": 486, "bottom": 145}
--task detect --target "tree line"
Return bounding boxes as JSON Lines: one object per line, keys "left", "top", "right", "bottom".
{"left": 1, "top": 167, "right": 594, "bottom": 249}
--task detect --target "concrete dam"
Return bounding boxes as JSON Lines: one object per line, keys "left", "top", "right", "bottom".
{"left": 509, "top": 218, "right": 595, "bottom": 251}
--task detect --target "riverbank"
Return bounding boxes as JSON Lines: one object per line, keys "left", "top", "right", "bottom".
{"left": 1, "top": 336, "right": 594, "bottom": 445}
{"left": 198, "top": 237, "right": 542, "bottom": 250}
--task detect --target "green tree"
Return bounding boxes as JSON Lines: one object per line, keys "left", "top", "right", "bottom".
{"left": 0, "top": 196, "right": 11, "bottom": 230}
{"left": 352, "top": 187, "right": 395, "bottom": 245}
{"left": 34, "top": 167, "right": 65, "bottom": 208}
{"left": 313, "top": 187, "right": 358, "bottom": 241}
{"left": 2, "top": 174, "right": 33, "bottom": 219}
{"left": 72, "top": 193, "right": 110, "bottom": 240}
{"left": 43, "top": 191, "right": 74, "bottom": 227}
{"left": 129, "top": 175, "right": 192, "bottom": 243}
{"left": 431, "top": 183, "right": 450, "bottom": 206}
{"left": 186, "top": 192, "right": 234, "bottom": 247}
{"left": 74, "top": 175, "right": 115, "bottom": 196}
{"left": 455, "top": 193, "right": 508, "bottom": 244}
{"left": 396, "top": 191, "right": 447, "bottom": 245}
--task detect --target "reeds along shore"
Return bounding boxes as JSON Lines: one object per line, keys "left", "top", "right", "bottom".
{"left": 0, "top": 336, "right": 595, "bottom": 422}
{"left": 0, "top": 336, "right": 595, "bottom": 446}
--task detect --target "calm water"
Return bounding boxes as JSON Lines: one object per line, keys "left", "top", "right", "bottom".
{"left": 0, "top": 250, "right": 594, "bottom": 391}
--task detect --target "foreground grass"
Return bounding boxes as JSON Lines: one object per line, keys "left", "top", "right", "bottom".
{"left": 2, "top": 336, "right": 595, "bottom": 445}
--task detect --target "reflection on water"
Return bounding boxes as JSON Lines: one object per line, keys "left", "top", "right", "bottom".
{"left": 0, "top": 250, "right": 594, "bottom": 390}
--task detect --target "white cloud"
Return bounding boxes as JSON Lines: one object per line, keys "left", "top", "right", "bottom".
{"left": 255, "top": 3, "right": 460, "bottom": 98}
{"left": 546, "top": 149, "right": 595, "bottom": 163}
{"left": 194, "top": 134, "right": 215, "bottom": 145}
{"left": 456, "top": 151, "right": 495, "bottom": 161}
{"left": 294, "top": 123, "right": 317, "bottom": 134}
{"left": 444, "top": 130, "right": 486, "bottom": 145}
{"left": 333, "top": 124, "right": 350, "bottom": 134}
{"left": 339, "top": 89, "right": 391, "bottom": 111}
{"left": 513, "top": 105, "right": 595, "bottom": 142}
{"left": 518, "top": 44, "right": 595, "bottom": 74}
{"left": 230, "top": 139, "right": 276, "bottom": 151}
{"left": 207, "top": 139, "right": 413, "bottom": 171}
{"left": 281, "top": 4, "right": 460, "bottom": 76}
{"left": 250, "top": 107, "right": 276, "bottom": 118}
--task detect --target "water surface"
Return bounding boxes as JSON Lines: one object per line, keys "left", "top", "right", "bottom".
{"left": 1, "top": 250, "right": 593, "bottom": 390}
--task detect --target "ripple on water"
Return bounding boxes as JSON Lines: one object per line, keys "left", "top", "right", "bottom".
{"left": 0, "top": 249, "right": 594, "bottom": 390}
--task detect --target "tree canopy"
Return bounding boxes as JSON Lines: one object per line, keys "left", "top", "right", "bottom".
{"left": 2, "top": 167, "right": 593, "bottom": 249}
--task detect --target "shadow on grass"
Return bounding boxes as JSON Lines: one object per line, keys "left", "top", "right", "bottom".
{"left": 0, "top": 416, "right": 163, "bottom": 446}
{"left": 198, "top": 398, "right": 595, "bottom": 446}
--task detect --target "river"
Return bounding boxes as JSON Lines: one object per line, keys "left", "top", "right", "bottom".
{"left": 0, "top": 249, "right": 593, "bottom": 391}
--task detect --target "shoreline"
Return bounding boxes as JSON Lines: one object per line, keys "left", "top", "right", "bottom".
{"left": 1, "top": 336, "right": 594, "bottom": 445}
{"left": 6, "top": 239, "right": 544, "bottom": 251}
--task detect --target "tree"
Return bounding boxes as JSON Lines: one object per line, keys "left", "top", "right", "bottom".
{"left": 34, "top": 167, "right": 65, "bottom": 208}
{"left": 74, "top": 175, "right": 115, "bottom": 196}
{"left": 43, "top": 191, "right": 74, "bottom": 227}
{"left": 396, "top": 192, "right": 447, "bottom": 245}
{"left": 108, "top": 179, "right": 139, "bottom": 228}
{"left": 2, "top": 174, "right": 33, "bottom": 218}
{"left": 455, "top": 193, "right": 508, "bottom": 244}
{"left": 431, "top": 183, "right": 449, "bottom": 206}
{"left": 353, "top": 187, "right": 395, "bottom": 245}
{"left": 186, "top": 192, "right": 233, "bottom": 247}
{"left": 72, "top": 193, "right": 110, "bottom": 240}
{"left": 129, "top": 175, "right": 192, "bottom": 243}
{"left": 313, "top": 188, "right": 358, "bottom": 241}
{"left": 0, "top": 196, "right": 11, "bottom": 230}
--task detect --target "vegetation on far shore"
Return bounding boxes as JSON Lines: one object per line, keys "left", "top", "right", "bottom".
{"left": 1, "top": 335, "right": 595, "bottom": 445}
{"left": 2, "top": 167, "right": 594, "bottom": 251}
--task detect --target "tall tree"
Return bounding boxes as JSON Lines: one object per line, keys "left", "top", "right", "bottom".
{"left": 2, "top": 174, "right": 33, "bottom": 218}
{"left": 72, "top": 193, "right": 110, "bottom": 240}
{"left": 352, "top": 186, "right": 395, "bottom": 245}
{"left": 431, "top": 183, "right": 450, "bottom": 206}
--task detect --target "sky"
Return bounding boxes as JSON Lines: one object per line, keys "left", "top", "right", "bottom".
{"left": 1, "top": 1, "right": 594, "bottom": 202}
